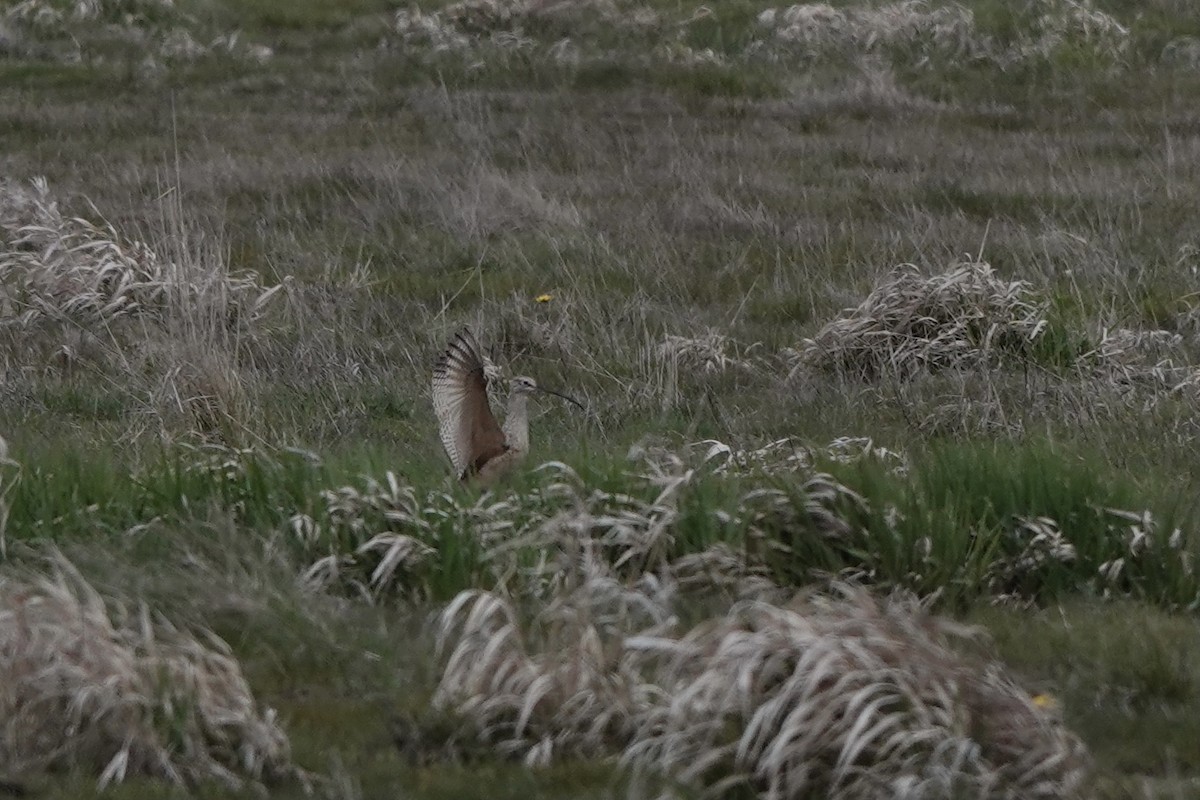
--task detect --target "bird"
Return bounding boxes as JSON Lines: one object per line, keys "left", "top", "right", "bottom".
{"left": 432, "top": 328, "right": 583, "bottom": 485}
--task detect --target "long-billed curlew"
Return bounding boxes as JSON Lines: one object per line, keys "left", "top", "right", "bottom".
{"left": 432, "top": 328, "right": 583, "bottom": 484}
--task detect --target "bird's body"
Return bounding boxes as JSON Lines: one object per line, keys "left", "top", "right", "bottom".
{"left": 472, "top": 382, "right": 535, "bottom": 485}
{"left": 431, "top": 328, "right": 580, "bottom": 485}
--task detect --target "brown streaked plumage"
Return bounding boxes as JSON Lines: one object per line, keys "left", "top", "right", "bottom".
{"left": 432, "top": 328, "right": 582, "bottom": 485}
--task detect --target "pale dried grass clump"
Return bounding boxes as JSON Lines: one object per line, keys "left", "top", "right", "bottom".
{"left": 0, "top": 178, "right": 281, "bottom": 332}
{"left": 655, "top": 39, "right": 725, "bottom": 66}
{"left": 2, "top": 0, "right": 272, "bottom": 65}
{"left": 392, "top": 7, "right": 473, "bottom": 53}
{"left": 441, "top": 0, "right": 539, "bottom": 37}
{"left": 1026, "top": 0, "right": 1129, "bottom": 63}
{"left": 798, "top": 261, "right": 1047, "bottom": 379}
{"left": 393, "top": 0, "right": 618, "bottom": 56}
{"left": 432, "top": 486, "right": 691, "bottom": 763}
{"left": 697, "top": 437, "right": 813, "bottom": 476}
{"left": 826, "top": 435, "right": 909, "bottom": 473}
{"left": 432, "top": 584, "right": 663, "bottom": 765}
{"left": 0, "top": 177, "right": 49, "bottom": 231}
{"left": 757, "top": 1, "right": 977, "bottom": 62}
{"left": 1161, "top": 35, "right": 1200, "bottom": 69}
{"left": 391, "top": 0, "right": 673, "bottom": 65}
{"left": 7, "top": 0, "right": 175, "bottom": 24}
{"left": 0, "top": 554, "right": 291, "bottom": 789}
{"left": 658, "top": 331, "right": 762, "bottom": 374}
{"left": 0, "top": 177, "right": 162, "bottom": 325}
{"left": 434, "top": 582, "right": 1089, "bottom": 797}
{"left": 504, "top": 454, "right": 869, "bottom": 605}
{"left": 642, "top": 330, "right": 770, "bottom": 412}
{"left": 491, "top": 459, "right": 755, "bottom": 603}
{"left": 754, "top": 0, "right": 1129, "bottom": 70}
{"left": 1085, "top": 326, "right": 1200, "bottom": 394}
{"left": 625, "top": 587, "right": 1089, "bottom": 800}
{"left": 185, "top": 359, "right": 248, "bottom": 435}
{"left": 0, "top": 178, "right": 282, "bottom": 438}
{"left": 697, "top": 436, "right": 907, "bottom": 478}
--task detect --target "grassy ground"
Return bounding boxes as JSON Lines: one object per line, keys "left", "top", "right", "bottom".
{"left": 3, "top": 0, "right": 1200, "bottom": 797}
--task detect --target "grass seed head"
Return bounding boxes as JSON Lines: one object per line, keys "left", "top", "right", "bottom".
{"left": 0, "top": 551, "right": 292, "bottom": 789}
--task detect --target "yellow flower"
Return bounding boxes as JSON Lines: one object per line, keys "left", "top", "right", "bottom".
{"left": 1031, "top": 693, "right": 1057, "bottom": 710}
{"left": 535, "top": 293, "right": 553, "bottom": 303}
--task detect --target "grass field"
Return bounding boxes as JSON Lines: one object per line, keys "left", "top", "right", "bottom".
{"left": 3, "top": 0, "right": 1200, "bottom": 797}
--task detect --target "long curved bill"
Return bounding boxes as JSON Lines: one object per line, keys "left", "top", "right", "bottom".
{"left": 537, "top": 386, "right": 585, "bottom": 411}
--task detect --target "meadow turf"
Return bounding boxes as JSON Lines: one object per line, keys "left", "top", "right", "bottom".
{"left": 3, "top": 0, "right": 1200, "bottom": 797}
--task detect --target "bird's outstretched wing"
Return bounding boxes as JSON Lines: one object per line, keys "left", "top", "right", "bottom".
{"left": 432, "top": 328, "right": 507, "bottom": 479}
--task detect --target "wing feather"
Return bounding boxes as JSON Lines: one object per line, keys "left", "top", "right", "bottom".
{"left": 432, "top": 328, "right": 507, "bottom": 479}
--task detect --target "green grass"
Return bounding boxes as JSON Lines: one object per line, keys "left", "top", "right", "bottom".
{"left": 976, "top": 601, "right": 1200, "bottom": 785}
{"left": 3, "top": 0, "right": 1200, "bottom": 795}
{"left": 2, "top": 436, "right": 1194, "bottom": 610}
{"left": 730, "top": 440, "right": 1200, "bottom": 606}
{"left": 0, "top": 62, "right": 120, "bottom": 92}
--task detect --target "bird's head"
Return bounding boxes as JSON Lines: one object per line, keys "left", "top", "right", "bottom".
{"left": 509, "top": 375, "right": 539, "bottom": 395}
{"left": 508, "top": 375, "right": 585, "bottom": 410}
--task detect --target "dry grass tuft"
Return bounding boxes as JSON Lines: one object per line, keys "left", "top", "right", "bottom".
{"left": 392, "top": 0, "right": 617, "bottom": 57}
{"left": 797, "top": 261, "right": 1047, "bottom": 379}
{"left": 434, "top": 581, "right": 1090, "bottom": 797}
{"left": 0, "top": 177, "right": 166, "bottom": 327}
{"left": 295, "top": 440, "right": 883, "bottom": 602}
{"left": 432, "top": 587, "right": 655, "bottom": 765}
{"left": 391, "top": 0, "right": 696, "bottom": 66}
{"left": 297, "top": 448, "right": 714, "bottom": 600}
{"left": 162, "top": 346, "right": 253, "bottom": 442}
{"left": 739, "top": 471, "right": 869, "bottom": 546}
{"left": 667, "top": 543, "right": 782, "bottom": 602}
{"left": 1027, "top": 0, "right": 1129, "bottom": 62}
{"left": 754, "top": 0, "right": 1129, "bottom": 69}
{"left": 697, "top": 437, "right": 813, "bottom": 476}
{"left": 1096, "top": 507, "right": 1193, "bottom": 597}
{"left": 658, "top": 330, "right": 762, "bottom": 374}
{"left": 387, "top": 0, "right": 1135, "bottom": 75}
{"left": 625, "top": 586, "right": 1089, "bottom": 799}
{"left": 697, "top": 436, "right": 907, "bottom": 478}
{"left": 0, "top": 177, "right": 284, "bottom": 440}
{"left": 414, "top": 163, "right": 584, "bottom": 241}
{"left": 826, "top": 435, "right": 909, "bottom": 472}
{"left": 296, "top": 471, "right": 437, "bottom": 598}
{"left": 794, "top": 260, "right": 1200, "bottom": 437}
{"left": 0, "top": 178, "right": 281, "bottom": 333}
{"left": 2, "top": 0, "right": 272, "bottom": 66}
{"left": 984, "top": 516, "right": 1078, "bottom": 603}
{"left": 756, "top": 1, "right": 977, "bottom": 61}
{"left": 1084, "top": 326, "right": 1200, "bottom": 397}
{"left": 0, "top": 552, "right": 291, "bottom": 790}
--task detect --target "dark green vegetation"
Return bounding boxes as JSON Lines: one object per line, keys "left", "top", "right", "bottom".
{"left": 4, "top": 0, "right": 1200, "bottom": 797}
